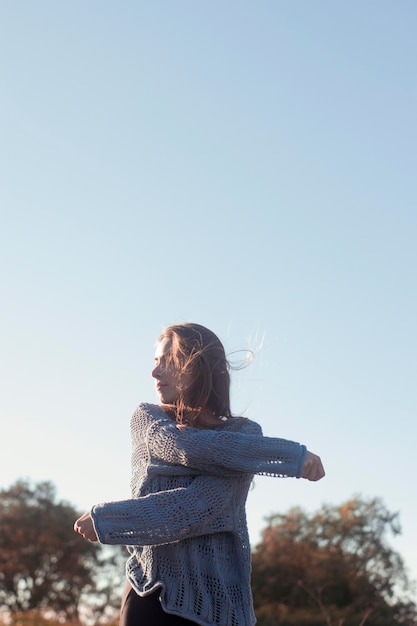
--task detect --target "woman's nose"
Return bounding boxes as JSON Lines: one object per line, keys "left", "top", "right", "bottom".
{"left": 151, "top": 365, "right": 160, "bottom": 379}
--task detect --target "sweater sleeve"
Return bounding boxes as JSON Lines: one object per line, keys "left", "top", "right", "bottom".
{"left": 91, "top": 474, "right": 238, "bottom": 546}
{"left": 136, "top": 404, "right": 307, "bottom": 479}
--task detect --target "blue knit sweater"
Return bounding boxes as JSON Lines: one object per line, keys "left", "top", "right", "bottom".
{"left": 91, "top": 403, "right": 307, "bottom": 626}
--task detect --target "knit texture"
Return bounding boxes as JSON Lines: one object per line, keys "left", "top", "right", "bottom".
{"left": 91, "top": 403, "right": 307, "bottom": 626}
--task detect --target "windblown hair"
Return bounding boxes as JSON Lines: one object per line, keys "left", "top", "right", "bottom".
{"left": 158, "top": 323, "right": 235, "bottom": 429}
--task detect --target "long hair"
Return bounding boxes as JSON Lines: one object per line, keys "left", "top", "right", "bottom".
{"left": 158, "top": 323, "right": 234, "bottom": 428}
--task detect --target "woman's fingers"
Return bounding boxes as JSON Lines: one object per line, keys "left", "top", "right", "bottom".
{"left": 301, "top": 451, "right": 325, "bottom": 481}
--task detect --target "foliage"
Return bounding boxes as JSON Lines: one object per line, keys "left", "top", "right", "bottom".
{"left": 251, "top": 496, "right": 417, "bottom": 626}
{"left": 0, "top": 609, "right": 78, "bottom": 625}
{"left": 0, "top": 480, "right": 125, "bottom": 625}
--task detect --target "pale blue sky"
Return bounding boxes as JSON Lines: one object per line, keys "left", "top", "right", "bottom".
{"left": 1, "top": 1, "right": 416, "bottom": 589}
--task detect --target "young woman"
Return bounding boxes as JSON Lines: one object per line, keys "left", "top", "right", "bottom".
{"left": 74, "top": 323, "right": 325, "bottom": 626}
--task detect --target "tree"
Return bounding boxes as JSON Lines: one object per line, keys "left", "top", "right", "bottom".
{"left": 251, "top": 497, "right": 417, "bottom": 626}
{"left": 0, "top": 480, "right": 124, "bottom": 624}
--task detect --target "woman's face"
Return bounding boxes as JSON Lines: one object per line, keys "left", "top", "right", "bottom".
{"left": 151, "top": 337, "right": 193, "bottom": 405}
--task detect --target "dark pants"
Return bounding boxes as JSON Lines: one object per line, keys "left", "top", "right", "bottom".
{"left": 120, "top": 584, "right": 198, "bottom": 626}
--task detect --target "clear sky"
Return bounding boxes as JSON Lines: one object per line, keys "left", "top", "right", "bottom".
{"left": 1, "top": 0, "right": 416, "bottom": 592}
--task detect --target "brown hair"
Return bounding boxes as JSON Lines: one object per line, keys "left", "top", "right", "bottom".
{"left": 158, "top": 323, "right": 235, "bottom": 429}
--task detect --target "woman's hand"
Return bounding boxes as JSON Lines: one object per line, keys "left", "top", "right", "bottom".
{"left": 74, "top": 511, "right": 98, "bottom": 542}
{"left": 301, "top": 451, "right": 325, "bottom": 481}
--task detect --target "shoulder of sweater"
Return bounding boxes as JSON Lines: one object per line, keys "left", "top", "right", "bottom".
{"left": 132, "top": 402, "right": 167, "bottom": 417}
{"left": 130, "top": 402, "right": 168, "bottom": 430}
{"left": 136, "top": 401, "right": 162, "bottom": 412}
{"left": 222, "top": 416, "right": 263, "bottom": 436}
{"left": 130, "top": 403, "right": 263, "bottom": 436}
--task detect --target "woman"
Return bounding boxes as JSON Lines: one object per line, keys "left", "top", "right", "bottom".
{"left": 74, "top": 323, "right": 325, "bottom": 626}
